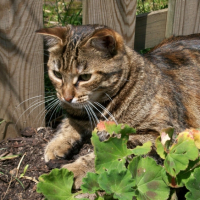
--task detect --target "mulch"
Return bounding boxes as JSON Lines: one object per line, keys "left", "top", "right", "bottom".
{"left": 0, "top": 127, "right": 93, "bottom": 200}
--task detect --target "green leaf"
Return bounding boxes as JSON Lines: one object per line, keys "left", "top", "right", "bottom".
{"left": 95, "top": 197, "right": 104, "bottom": 200}
{"left": 164, "top": 132, "right": 199, "bottom": 177}
{"left": 160, "top": 127, "right": 174, "bottom": 151}
{"left": 128, "top": 156, "right": 170, "bottom": 200}
{"left": 185, "top": 167, "right": 200, "bottom": 200}
{"left": 132, "top": 141, "right": 152, "bottom": 156}
{"left": 98, "top": 169, "right": 135, "bottom": 200}
{"left": 96, "top": 121, "right": 136, "bottom": 136}
{"left": 37, "top": 168, "right": 87, "bottom": 200}
{"left": 0, "top": 119, "right": 5, "bottom": 125}
{"left": 91, "top": 131, "right": 133, "bottom": 173}
{"left": 155, "top": 136, "right": 167, "bottom": 159}
{"left": 103, "top": 195, "right": 115, "bottom": 200}
{"left": 95, "top": 195, "right": 115, "bottom": 200}
{"left": 81, "top": 172, "right": 100, "bottom": 194}
{"left": 162, "top": 158, "right": 200, "bottom": 188}
{"left": 20, "top": 164, "right": 29, "bottom": 178}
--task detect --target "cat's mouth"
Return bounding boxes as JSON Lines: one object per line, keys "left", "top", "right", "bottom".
{"left": 59, "top": 97, "right": 89, "bottom": 109}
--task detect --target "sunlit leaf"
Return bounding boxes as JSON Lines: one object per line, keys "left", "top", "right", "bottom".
{"left": 37, "top": 168, "right": 88, "bottom": 200}
{"left": 185, "top": 167, "right": 200, "bottom": 200}
{"left": 98, "top": 169, "right": 135, "bottom": 200}
{"left": 81, "top": 172, "right": 100, "bottom": 194}
{"left": 128, "top": 156, "right": 170, "bottom": 200}
{"left": 91, "top": 131, "right": 132, "bottom": 173}
{"left": 155, "top": 136, "right": 167, "bottom": 159}
{"left": 132, "top": 141, "right": 152, "bottom": 156}
{"left": 164, "top": 132, "right": 198, "bottom": 177}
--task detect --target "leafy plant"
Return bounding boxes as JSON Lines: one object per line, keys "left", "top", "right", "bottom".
{"left": 19, "top": 164, "right": 29, "bottom": 178}
{"left": 43, "top": 0, "right": 82, "bottom": 27}
{"left": 136, "top": 0, "right": 168, "bottom": 15}
{"left": 37, "top": 122, "right": 200, "bottom": 199}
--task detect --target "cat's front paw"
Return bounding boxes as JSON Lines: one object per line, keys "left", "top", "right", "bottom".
{"left": 44, "top": 137, "right": 72, "bottom": 162}
{"left": 62, "top": 152, "right": 95, "bottom": 189}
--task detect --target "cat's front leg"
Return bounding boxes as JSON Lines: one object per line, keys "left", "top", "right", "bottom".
{"left": 62, "top": 152, "right": 95, "bottom": 189}
{"left": 44, "top": 118, "right": 86, "bottom": 162}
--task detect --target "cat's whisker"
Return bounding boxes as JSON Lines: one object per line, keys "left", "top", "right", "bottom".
{"left": 34, "top": 98, "right": 59, "bottom": 125}
{"left": 15, "top": 95, "right": 44, "bottom": 109}
{"left": 41, "top": 99, "right": 60, "bottom": 127}
{"left": 88, "top": 105, "right": 100, "bottom": 125}
{"left": 86, "top": 105, "right": 96, "bottom": 127}
{"left": 48, "top": 100, "right": 61, "bottom": 127}
{"left": 28, "top": 95, "right": 55, "bottom": 107}
{"left": 84, "top": 105, "right": 93, "bottom": 130}
{"left": 37, "top": 99, "right": 59, "bottom": 127}
{"left": 26, "top": 99, "right": 54, "bottom": 120}
{"left": 94, "top": 102, "right": 118, "bottom": 125}
{"left": 105, "top": 93, "right": 113, "bottom": 101}
{"left": 44, "top": 99, "right": 60, "bottom": 126}
{"left": 88, "top": 101, "right": 108, "bottom": 122}
{"left": 15, "top": 97, "right": 54, "bottom": 127}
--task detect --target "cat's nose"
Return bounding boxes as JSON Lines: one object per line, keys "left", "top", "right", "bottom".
{"left": 64, "top": 96, "right": 73, "bottom": 103}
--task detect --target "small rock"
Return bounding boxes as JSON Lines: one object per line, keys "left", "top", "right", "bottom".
{"left": 21, "top": 127, "right": 35, "bottom": 137}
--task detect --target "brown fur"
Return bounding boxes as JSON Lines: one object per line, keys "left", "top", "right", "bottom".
{"left": 37, "top": 25, "right": 200, "bottom": 188}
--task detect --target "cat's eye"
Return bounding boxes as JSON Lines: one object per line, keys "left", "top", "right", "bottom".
{"left": 53, "top": 70, "right": 62, "bottom": 79}
{"left": 79, "top": 74, "right": 92, "bottom": 82}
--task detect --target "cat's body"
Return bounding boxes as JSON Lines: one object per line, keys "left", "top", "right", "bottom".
{"left": 37, "top": 25, "right": 200, "bottom": 188}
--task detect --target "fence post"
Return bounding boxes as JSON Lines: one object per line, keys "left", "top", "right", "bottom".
{"left": 82, "top": 0, "right": 137, "bottom": 49}
{"left": 0, "top": 0, "right": 45, "bottom": 140}
{"left": 166, "top": 0, "right": 200, "bottom": 37}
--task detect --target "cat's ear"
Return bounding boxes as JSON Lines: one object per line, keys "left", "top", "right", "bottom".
{"left": 86, "top": 28, "right": 124, "bottom": 55}
{"left": 36, "top": 27, "right": 68, "bottom": 46}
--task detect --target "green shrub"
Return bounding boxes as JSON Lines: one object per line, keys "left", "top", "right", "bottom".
{"left": 37, "top": 122, "right": 200, "bottom": 200}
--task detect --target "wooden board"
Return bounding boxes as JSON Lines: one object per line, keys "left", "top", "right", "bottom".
{"left": 134, "top": 9, "right": 168, "bottom": 51}
{"left": 0, "top": 0, "right": 45, "bottom": 140}
{"left": 165, "top": 0, "right": 176, "bottom": 38}
{"left": 83, "top": 0, "right": 137, "bottom": 48}
{"left": 167, "top": 0, "right": 200, "bottom": 36}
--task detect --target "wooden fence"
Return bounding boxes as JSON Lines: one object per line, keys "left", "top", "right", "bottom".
{"left": 83, "top": 0, "right": 200, "bottom": 51}
{"left": 0, "top": 0, "right": 44, "bottom": 140}
{"left": 0, "top": 0, "right": 200, "bottom": 140}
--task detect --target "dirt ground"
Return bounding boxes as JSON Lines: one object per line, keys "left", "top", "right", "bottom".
{"left": 0, "top": 127, "right": 93, "bottom": 200}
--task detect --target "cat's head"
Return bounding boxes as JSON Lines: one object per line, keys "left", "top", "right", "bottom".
{"left": 36, "top": 25, "right": 127, "bottom": 111}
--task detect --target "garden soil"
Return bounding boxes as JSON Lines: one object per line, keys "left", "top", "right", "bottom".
{"left": 0, "top": 127, "right": 93, "bottom": 200}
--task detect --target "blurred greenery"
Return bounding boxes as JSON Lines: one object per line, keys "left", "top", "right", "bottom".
{"left": 137, "top": 0, "right": 168, "bottom": 15}
{"left": 43, "top": 0, "right": 82, "bottom": 27}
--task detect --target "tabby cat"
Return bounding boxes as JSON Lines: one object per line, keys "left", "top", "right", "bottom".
{"left": 37, "top": 24, "right": 200, "bottom": 188}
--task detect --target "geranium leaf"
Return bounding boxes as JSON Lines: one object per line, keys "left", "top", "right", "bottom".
{"left": 81, "top": 172, "right": 100, "bottom": 194}
{"left": 132, "top": 141, "right": 152, "bottom": 156}
{"left": 95, "top": 197, "right": 104, "bottom": 200}
{"left": 91, "top": 131, "right": 133, "bottom": 173}
{"left": 185, "top": 129, "right": 200, "bottom": 149}
{"left": 37, "top": 168, "right": 88, "bottom": 200}
{"left": 164, "top": 131, "right": 199, "bottom": 177}
{"left": 155, "top": 136, "right": 167, "bottom": 159}
{"left": 160, "top": 127, "right": 174, "bottom": 151}
{"left": 128, "top": 156, "right": 170, "bottom": 200}
{"left": 162, "top": 158, "right": 200, "bottom": 188}
{"left": 98, "top": 169, "right": 135, "bottom": 200}
{"left": 185, "top": 167, "right": 200, "bottom": 200}
{"left": 96, "top": 121, "right": 136, "bottom": 136}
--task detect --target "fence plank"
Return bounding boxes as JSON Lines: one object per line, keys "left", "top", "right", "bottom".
{"left": 134, "top": 9, "right": 168, "bottom": 51}
{"left": 166, "top": 0, "right": 200, "bottom": 36}
{"left": 83, "top": 0, "right": 137, "bottom": 48}
{"left": 0, "top": 0, "right": 44, "bottom": 140}
{"left": 165, "top": 0, "right": 176, "bottom": 38}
